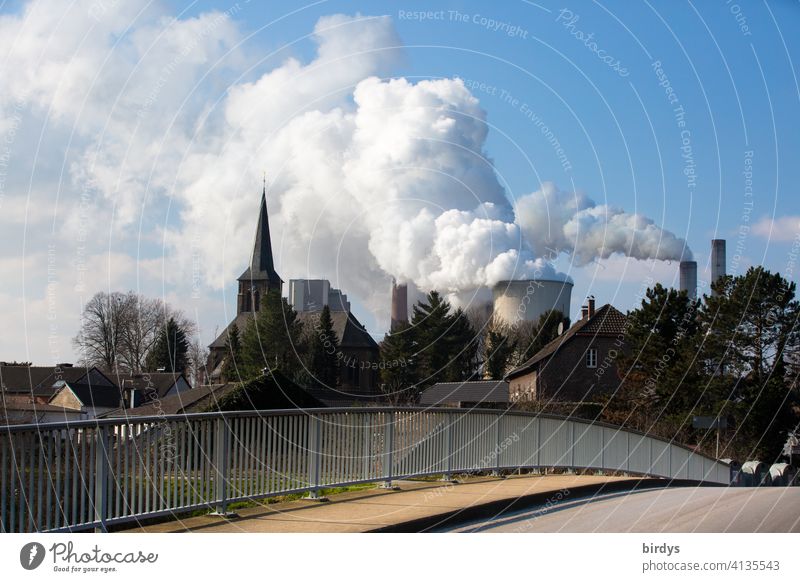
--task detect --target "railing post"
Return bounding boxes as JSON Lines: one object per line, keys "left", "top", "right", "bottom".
{"left": 599, "top": 426, "right": 605, "bottom": 476}
{"left": 443, "top": 412, "right": 454, "bottom": 481}
{"left": 492, "top": 414, "right": 503, "bottom": 477}
{"left": 625, "top": 432, "right": 631, "bottom": 475}
{"left": 307, "top": 415, "right": 322, "bottom": 499}
{"left": 93, "top": 426, "right": 110, "bottom": 533}
{"left": 212, "top": 417, "right": 230, "bottom": 515}
{"left": 568, "top": 421, "right": 575, "bottom": 473}
{"left": 381, "top": 411, "right": 395, "bottom": 488}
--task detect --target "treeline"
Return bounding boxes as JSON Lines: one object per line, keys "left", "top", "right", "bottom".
{"left": 380, "top": 291, "right": 566, "bottom": 403}
{"left": 73, "top": 291, "right": 206, "bottom": 384}
{"left": 219, "top": 289, "right": 565, "bottom": 400}
{"left": 605, "top": 266, "right": 800, "bottom": 461}
{"left": 220, "top": 293, "right": 341, "bottom": 389}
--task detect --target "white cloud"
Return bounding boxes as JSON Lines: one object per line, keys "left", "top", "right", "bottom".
{"left": 752, "top": 215, "right": 800, "bottom": 243}
{"left": 0, "top": 3, "right": 693, "bottom": 361}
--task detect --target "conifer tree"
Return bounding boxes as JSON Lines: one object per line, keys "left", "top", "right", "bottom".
{"left": 147, "top": 317, "right": 189, "bottom": 374}
{"left": 306, "top": 305, "right": 340, "bottom": 389}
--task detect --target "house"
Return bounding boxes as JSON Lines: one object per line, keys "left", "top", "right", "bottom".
{"left": 103, "top": 384, "right": 238, "bottom": 418}
{"left": 0, "top": 363, "right": 114, "bottom": 403}
{"left": 118, "top": 372, "right": 192, "bottom": 407}
{"left": 505, "top": 299, "right": 627, "bottom": 403}
{"left": 1, "top": 399, "right": 84, "bottom": 425}
{"left": 419, "top": 380, "right": 510, "bottom": 409}
{"left": 48, "top": 380, "right": 125, "bottom": 419}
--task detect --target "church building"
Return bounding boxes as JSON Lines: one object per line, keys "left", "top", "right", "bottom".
{"left": 206, "top": 186, "right": 380, "bottom": 396}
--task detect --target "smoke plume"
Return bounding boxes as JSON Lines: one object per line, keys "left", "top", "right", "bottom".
{"left": 0, "top": 5, "right": 691, "bottom": 336}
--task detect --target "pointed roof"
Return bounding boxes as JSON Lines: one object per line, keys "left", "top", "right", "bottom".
{"left": 238, "top": 186, "right": 283, "bottom": 285}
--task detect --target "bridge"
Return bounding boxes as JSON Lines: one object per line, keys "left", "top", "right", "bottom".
{"left": 0, "top": 407, "right": 731, "bottom": 532}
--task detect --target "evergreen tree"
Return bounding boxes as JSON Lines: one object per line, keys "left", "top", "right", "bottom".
{"left": 700, "top": 267, "right": 800, "bottom": 459}
{"left": 241, "top": 290, "right": 304, "bottom": 379}
{"left": 484, "top": 322, "right": 516, "bottom": 380}
{"left": 220, "top": 323, "right": 242, "bottom": 382}
{"left": 443, "top": 307, "right": 480, "bottom": 382}
{"left": 607, "top": 284, "right": 702, "bottom": 432}
{"left": 147, "top": 317, "right": 189, "bottom": 373}
{"left": 409, "top": 291, "right": 455, "bottom": 387}
{"left": 406, "top": 291, "right": 480, "bottom": 389}
{"left": 379, "top": 322, "right": 418, "bottom": 404}
{"left": 306, "top": 306, "right": 340, "bottom": 389}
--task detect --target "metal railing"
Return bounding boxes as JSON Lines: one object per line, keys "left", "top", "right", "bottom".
{"left": 0, "top": 407, "right": 730, "bottom": 532}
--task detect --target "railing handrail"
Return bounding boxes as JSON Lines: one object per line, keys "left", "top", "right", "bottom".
{"left": 1, "top": 406, "right": 734, "bottom": 532}
{"left": 0, "top": 406, "right": 728, "bottom": 466}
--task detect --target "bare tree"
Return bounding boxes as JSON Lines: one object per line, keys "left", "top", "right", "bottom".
{"left": 118, "top": 293, "right": 163, "bottom": 373}
{"left": 73, "top": 291, "right": 129, "bottom": 372}
{"left": 187, "top": 338, "right": 209, "bottom": 387}
{"left": 74, "top": 291, "right": 199, "bottom": 375}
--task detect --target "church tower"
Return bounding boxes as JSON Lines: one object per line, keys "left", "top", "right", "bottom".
{"left": 236, "top": 184, "right": 283, "bottom": 313}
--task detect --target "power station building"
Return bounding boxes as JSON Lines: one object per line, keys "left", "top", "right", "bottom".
{"left": 492, "top": 278, "right": 573, "bottom": 326}
{"left": 206, "top": 188, "right": 380, "bottom": 394}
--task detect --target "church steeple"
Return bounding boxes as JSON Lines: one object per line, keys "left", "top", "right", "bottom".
{"left": 237, "top": 182, "right": 283, "bottom": 313}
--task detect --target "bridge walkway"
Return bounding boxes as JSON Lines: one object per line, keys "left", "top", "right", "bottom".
{"left": 126, "top": 474, "right": 667, "bottom": 533}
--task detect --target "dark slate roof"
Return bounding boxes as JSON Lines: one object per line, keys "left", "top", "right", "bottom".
{"left": 505, "top": 304, "right": 626, "bottom": 380}
{"left": 2, "top": 400, "right": 81, "bottom": 414}
{"left": 103, "top": 384, "right": 238, "bottom": 417}
{"left": 64, "top": 382, "right": 122, "bottom": 409}
{"left": 297, "top": 310, "right": 379, "bottom": 351}
{"left": 209, "top": 306, "right": 379, "bottom": 354}
{"left": 0, "top": 365, "right": 104, "bottom": 398}
{"left": 419, "top": 380, "right": 509, "bottom": 406}
{"left": 119, "top": 372, "right": 188, "bottom": 399}
{"left": 209, "top": 311, "right": 258, "bottom": 349}
{"left": 0, "top": 366, "right": 55, "bottom": 392}
{"left": 302, "top": 385, "right": 387, "bottom": 407}
{"left": 237, "top": 189, "right": 283, "bottom": 285}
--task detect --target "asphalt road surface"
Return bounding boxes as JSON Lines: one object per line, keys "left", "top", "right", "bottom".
{"left": 443, "top": 487, "right": 800, "bottom": 533}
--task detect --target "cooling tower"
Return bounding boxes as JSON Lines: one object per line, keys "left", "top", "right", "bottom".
{"left": 390, "top": 281, "right": 408, "bottom": 331}
{"left": 711, "top": 239, "right": 726, "bottom": 293}
{"left": 679, "top": 261, "right": 698, "bottom": 300}
{"left": 492, "top": 279, "right": 573, "bottom": 326}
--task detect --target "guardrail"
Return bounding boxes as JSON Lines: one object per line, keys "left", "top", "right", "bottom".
{"left": 0, "top": 407, "right": 730, "bottom": 532}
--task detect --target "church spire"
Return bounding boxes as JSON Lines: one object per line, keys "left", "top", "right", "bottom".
{"left": 237, "top": 180, "right": 283, "bottom": 289}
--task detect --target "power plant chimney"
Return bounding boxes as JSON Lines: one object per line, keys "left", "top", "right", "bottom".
{"left": 679, "top": 260, "right": 698, "bottom": 300}
{"left": 711, "top": 239, "right": 726, "bottom": 294}
{"left": 390, "top": 279, "right": 408, "bottom": 331}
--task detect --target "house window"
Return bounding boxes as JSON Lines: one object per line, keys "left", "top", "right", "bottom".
{"left": 586, "top": 348, "right": 598, "bottom": 368}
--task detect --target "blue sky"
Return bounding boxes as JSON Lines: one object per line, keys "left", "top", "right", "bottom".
{"left": 186, "top": 0, "right": 800, "bottom": 319}
{"left": 1, "top": 0, "right": 798, "bottom": 362}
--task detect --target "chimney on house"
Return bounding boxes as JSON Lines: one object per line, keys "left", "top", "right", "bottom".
{"left": 587, "top": 296, "right": 596, "bottom": 318}
{"left": 390, "top": 279, "right": 408, "bottom": 331}
{"left": 581, "top": 305, "right": 589, "bottom": 320}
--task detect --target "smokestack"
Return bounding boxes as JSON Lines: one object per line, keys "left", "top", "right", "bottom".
{"left": 390, "top": 280, "right": 408, "bottom": 331}
{"left": 679, "top": 261, "right": 698, "bottom": 300}
{"left": 711, "top": 239, "right": 726, "bottom": 294}
{"left": 587, "top": 296, "right": 595, "bottom": 318}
